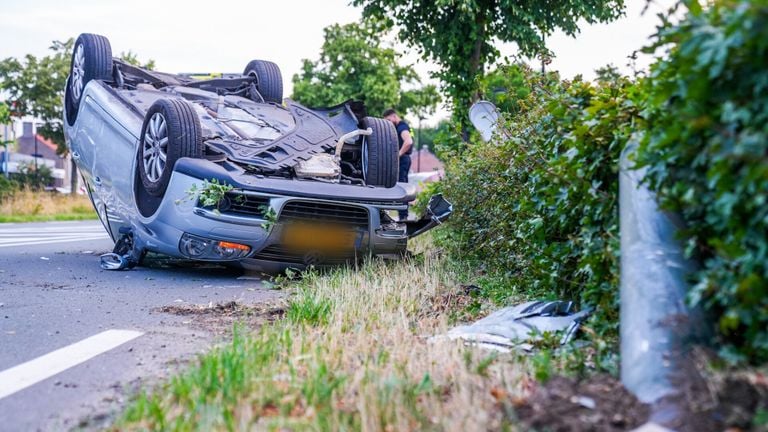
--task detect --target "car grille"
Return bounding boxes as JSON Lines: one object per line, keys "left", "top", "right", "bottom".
{"left": 251, "top": 245, "right": 361, "bottom": 265}
{"left": 279, "top": 200, "right": 369, "bottom": 228}
{"left": 220, "top": 193, "right": 270, "bottom": 217}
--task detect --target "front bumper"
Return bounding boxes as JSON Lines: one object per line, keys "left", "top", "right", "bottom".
{"left": 132, "top": 159, "right": 447, "bottom": 268}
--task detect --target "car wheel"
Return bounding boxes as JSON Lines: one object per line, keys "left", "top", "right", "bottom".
{"left": 137, "top": 98, "right": 203, "bottom": 197}
{"left": 361, "top": 117, "right": 398, "bottom": 188}
{"left": 243, "top": 60, "right": 283, "bottom": 104}
{"left": 65, "top": 33, "right": 113, "bottom": 126}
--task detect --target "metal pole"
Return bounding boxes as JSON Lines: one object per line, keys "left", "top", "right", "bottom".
{"left": 33, "top": 123, "right": 39, "bottom": 185}
{"left": 1, "top": 143, "right": 6, "bottom": 178}
{"left": 619, "top": 138, "right": 708, "bottom": 427}
{"left": 2, "top": 123, "right": 8, "bottom": 178}
{"left": 417, "top": 117, "right": 422, "bottom": 172}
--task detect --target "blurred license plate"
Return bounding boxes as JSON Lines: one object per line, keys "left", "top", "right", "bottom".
{"left": 281, "top": 223, "right": 358, "bottom": 251}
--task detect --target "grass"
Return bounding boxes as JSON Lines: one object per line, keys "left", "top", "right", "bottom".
{"left": 116, "top": 238, "right": 551, "bottom": 431}
{"left": 0, "top": 189, "right": 96, "bottom": 223}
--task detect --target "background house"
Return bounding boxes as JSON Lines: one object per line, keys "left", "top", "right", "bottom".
{"left": 1, "top": 122, "right": 68, "bottom": 188}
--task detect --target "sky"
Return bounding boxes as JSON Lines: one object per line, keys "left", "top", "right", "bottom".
{"left": 0, "top": 0, "right": 673, "bottom": 126}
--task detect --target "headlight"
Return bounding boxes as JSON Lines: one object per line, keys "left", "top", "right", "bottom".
{"left": 179, "top": 233, "right": 251, "bottom": 260}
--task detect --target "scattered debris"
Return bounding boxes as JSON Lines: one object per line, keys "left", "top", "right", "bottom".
{"left": 421, "top": 285, "right": 479, "bottom": 320}
{"left": 630, "top": 422, "right": 675, "bottom": 432}
{"left": 433, "top": 300, "right": 593, "bottom": 352}
{"left": 237, "top": 273, "right": 262, "bottom": 281}
{"left": 571, "top": 395, "right": 597, "bottom": 410}
{"left": 40, "top": 256, "right": 50, "bottom": 261}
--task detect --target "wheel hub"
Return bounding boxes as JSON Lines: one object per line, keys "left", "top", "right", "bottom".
{"left": 142, "top": 112, "right": 168, "bottom": 182}
{"left": 71, "top": 44, "right": 85, "bottom": 102}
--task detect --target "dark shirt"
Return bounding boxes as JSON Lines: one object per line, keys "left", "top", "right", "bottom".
{"left": 395, "top": 121, "right": 412, "bottom": 156}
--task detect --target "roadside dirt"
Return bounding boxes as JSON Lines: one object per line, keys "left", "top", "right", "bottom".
{"left": 516, "top": 374, "right": 650, "bottom": 431}
{"left": 154, "top": 300, "right": 286, "bottom": 334}
{"left": 515, "top": 367, "right": 768, "bottom": 431}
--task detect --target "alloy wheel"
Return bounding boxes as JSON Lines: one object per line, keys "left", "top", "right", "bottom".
{"left": 71, "top": 44, "right": 85, "bottom": 102}
{"left": 142, "top": 112, "right": 168, "bottom": 182}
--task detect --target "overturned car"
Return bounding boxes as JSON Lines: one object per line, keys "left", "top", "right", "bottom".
{"left": 63, "top": 33, "right": 451, "bottom": 271}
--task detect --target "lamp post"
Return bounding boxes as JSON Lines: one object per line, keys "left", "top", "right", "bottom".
{"left": 2, "top": 123, "right": 9, "bottom": 179}
{"left": 32, "top": 123, "right": 39, "bottom": 185}
{"left": 416, "top": 117, "right": 422, "bottom": 172}
{"left": 1, "top": 142, "right": 7, "bottom": 178}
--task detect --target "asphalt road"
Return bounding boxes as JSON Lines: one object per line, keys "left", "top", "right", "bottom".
{"left": 0, "top": 220, "right": 281, "bottom": 431}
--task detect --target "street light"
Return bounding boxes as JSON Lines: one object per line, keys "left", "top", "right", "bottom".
{"left": 416, "top": 116, "right": 423, "bottom": 172}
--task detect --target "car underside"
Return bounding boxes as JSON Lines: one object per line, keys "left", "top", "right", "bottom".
{"left": 63, "top": 33, "right": 451, "bottom": 271}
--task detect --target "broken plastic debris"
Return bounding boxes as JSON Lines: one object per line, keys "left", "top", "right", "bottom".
{"left": 630, "top": 422, "right": 675, "bottom": 432}
{"left": 100, "top": 253, "right": 132, "bottom": 270}
{"left": 571, "top": 395, "right": 596, "bottom": 409}
{"left": 432, "top": 300, "right": 593, "bottom": 352}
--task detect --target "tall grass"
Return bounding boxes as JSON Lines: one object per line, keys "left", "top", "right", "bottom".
{"left": 118, "top": 241, "right": 538, "bottom": 431}
{"left": 0, "top": 189, "right": 96, "bottom": 223}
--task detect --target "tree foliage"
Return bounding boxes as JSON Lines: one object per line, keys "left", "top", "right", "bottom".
{"left": 636, "top": 0, "right": 768, "bottom": 362}
{"left": 413, "top": 120, "right": 452, "bottom": 154}
{"left": 0, "top": 101, "right": 10, "bottom": 125}
{"left": 478, "top": 64, "right": 531, "bottom": 115}
{"left": 0, "top": 41, "right": 156, "bottom": 155}
{"left": 119, "top": 51, "right": 156, "bottom": 70}
{"left": 291, "top": 22, "right": 439, "bottom": 118}
{"left": 353, "top": 0, "right": 625, "bottom": 138}
{"left": 0, "top": 39, "right": 73, "bottom": 154}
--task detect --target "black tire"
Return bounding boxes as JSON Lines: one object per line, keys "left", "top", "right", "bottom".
{"left": 243, "top": 60, "right": 283, "bottom": 104}
{"left": 137, "top": 98, "right": 203, "bottom": 197}
{"left": 65, "top": 33, "right": 112, "bottom": 126}
{"left": 361, "top": 117, "right": 398, "bottom": 188}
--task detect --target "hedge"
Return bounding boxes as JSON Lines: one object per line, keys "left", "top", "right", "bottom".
{"left": 439, "top": 0, "right": 768, "bottom": 364}
{"left": 637, "top": 0, "right": 768, "bottom": 362}
{"left": 440, "top": 65, "right": 637, "bottom": 339}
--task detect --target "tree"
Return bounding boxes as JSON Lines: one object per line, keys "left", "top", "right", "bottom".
{"left": 0, "top": 39, "right": 73, "bottom": 154}
{"left": 0, "top": 40, "right": 154, "bottom": 193}
{"left": 413, "top": 119, "right": 452, "bottom": 155}
{"left": 0, "top": 101, "right": 10, "bottom": 124}
{"left": 119, "top": 51, "right": 156, "bottom": 70}
{"left": 353, "top": 0, "right": 625, "bottom": 137}
{"left": 291, "top": 22, "right": 439, "bottom": 118}
{"left": 479, "top": 63, "right": 532, "bottom": 115}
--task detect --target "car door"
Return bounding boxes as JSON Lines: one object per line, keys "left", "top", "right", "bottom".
{"left": 88, "top": 94, "right": 142, "bottom": 238}
{"left": 68, "top": 95, "right": 100, "bottom": 186}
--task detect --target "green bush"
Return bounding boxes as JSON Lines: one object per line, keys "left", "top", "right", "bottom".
{"left": 637, "top": 0, "right": 768, "bottom": 362}
{"left": 0, "top": 175, "right": 17, "bottom": 201}
{"left": 13, "top": 162, "right": 54, "bottom": 190}
{"left": 440, "top": 64, "right": 637, "bottom": 338}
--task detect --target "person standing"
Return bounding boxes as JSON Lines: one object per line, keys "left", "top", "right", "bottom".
{"left": 382, "top": 108, "right": 413, "bottom": 220}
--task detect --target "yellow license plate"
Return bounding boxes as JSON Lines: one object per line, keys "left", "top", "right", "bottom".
{"left": 281, "top": 223, "right": 359, "bottom": 252}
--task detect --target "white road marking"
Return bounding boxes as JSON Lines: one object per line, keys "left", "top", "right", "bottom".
{"left": 0, "top": 223, "right": 109, "bottom": 248}
{"left": 0, "top": 236, "right": 109, "bottom": 248}
{"left": 0, "top": 329, "right": 143, "bottom": 400}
